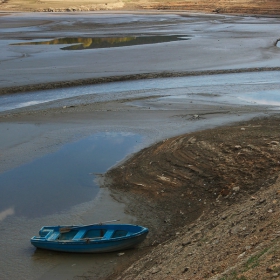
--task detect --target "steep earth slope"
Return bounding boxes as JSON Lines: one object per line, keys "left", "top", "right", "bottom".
{"left": 106, "top": 115, "right": 280, "bottom": 279}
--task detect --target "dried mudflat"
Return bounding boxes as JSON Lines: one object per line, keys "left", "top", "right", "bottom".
{"left": 1, "top": 9, "right": 280, "bottom": 280}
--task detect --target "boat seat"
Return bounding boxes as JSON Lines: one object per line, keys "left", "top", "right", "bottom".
{"left": 48, "top": 232, "right": 60, "bottom": 240}
{"left": 73, "top": 229, "right": 87, "bottom": 240}
{"left": 103, "top": 230, "right": 114, "bottom": 239}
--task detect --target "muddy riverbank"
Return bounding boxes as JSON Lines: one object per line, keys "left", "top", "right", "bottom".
{"left": 1, "top": 70, "right": 277, "bottom": 279}
{"left": 105, "top": 114, "right": 280, "bottom": 279}
{"left": 1, "top": 11, "right": 280, "bottom": 280}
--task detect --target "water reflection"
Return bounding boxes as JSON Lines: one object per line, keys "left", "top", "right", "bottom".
{"left": 11, "top": 35, "right": 190, "bottom": 50}
{"left": 0, "top": 207, "right": 15, "bottom": 222}
{"left": 238, "top": 90, "right": 280, "bottom": 106}
{"left": 0, "top": 132, "right": 142, "bottom": 219}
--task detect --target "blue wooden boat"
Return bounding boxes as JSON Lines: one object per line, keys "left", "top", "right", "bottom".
{"left": 30, "top": 223, "right": 149, "bottom": 253}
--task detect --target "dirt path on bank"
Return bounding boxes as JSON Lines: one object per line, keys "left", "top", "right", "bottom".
{"left": 105, "top": 115, "right": 280, "bottom": 279}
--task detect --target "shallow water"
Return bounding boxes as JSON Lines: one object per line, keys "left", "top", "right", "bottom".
{"left": 238, "top": 89, "right": 280, "bottom": 106}
{"left": 0, "top": 132, "right": 141, "bottom": 219}
{"left": 0, "top": 132, "right": 142, "bottom": 280}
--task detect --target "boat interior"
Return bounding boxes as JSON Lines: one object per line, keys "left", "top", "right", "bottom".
{"left": 38, "top": 228, "right": 130, "bottom": 241}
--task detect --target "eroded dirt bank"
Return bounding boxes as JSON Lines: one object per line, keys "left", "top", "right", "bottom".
{"left": 105, "top": 115, "right": 280, "bottom": 279}
{"left": 135, "top": 0, "right": 280, "bottom": 15}
{"left": 1, "top": 0, "right": 280, "bottom": 14}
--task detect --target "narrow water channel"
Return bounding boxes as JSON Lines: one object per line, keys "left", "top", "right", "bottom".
{"left": 1, "top": 71, "right": 280, "bottom": 113}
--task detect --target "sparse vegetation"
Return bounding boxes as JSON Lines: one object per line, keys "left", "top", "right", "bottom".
{"left": 244, "top": 248, "right": 269, "bottom": 271}
{"left": 219, "top": 271, "right": 248, "bottom": 280}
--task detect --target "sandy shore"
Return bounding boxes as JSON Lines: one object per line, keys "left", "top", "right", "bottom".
{"left": 1, "top": 11, "right": 280, "bottom": 280}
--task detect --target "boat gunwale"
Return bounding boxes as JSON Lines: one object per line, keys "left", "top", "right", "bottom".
{"left": 31, "top": 230, "right": 148, "bottom": 243}
{"left": 31, "top": 224, "right": 149, "bottom": 247}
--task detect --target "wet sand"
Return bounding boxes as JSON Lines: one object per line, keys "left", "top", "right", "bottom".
{"left": 0, "top": 11, "right": 280, "bottom": 280}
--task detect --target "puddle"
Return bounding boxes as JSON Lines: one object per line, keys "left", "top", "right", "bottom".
{"left": 277, "top": 40, "right": 280, "bottom": 48}
{"left": 0, "top": 132, "right": 142, "bottom": 220}
{"left": 10, "top": 35, "right": 190, "bottom": 50}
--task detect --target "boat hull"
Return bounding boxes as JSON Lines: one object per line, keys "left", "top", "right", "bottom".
{"left": 31, "top": 224, "right": 148, "bottom": 253}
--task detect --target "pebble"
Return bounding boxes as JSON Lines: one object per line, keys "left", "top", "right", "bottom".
{"left": 258, "top": 198, "right": 266, "bottom": 204}
{"left": 245, "top": 245, "right": 251, "bottom": 251}
{"left": 233, "top": 186, "right": 240, "bottom": 192}
{"left": 118, "top": 252, "right": 125, "bottom": 256}
{"left": 151, "top": 267, "right": 160, "bottom": 274}
{"left": 237, "top": 252, "right": 246, "bottom": 259}
{"left": 182, "top": 267, "right": 189, "bottom": 273}
{"left": 182, "top": 240, "right": 192, "bottom": 246}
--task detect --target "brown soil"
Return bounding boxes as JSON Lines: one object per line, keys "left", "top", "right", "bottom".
{"left": 1, "top": 0, "right": 280, "bottom": 15}
{"left": 106, "top": 115, "right": 280, "bottom": 279}
{"left": 134, "top": 0, "right": 280, "bottom": 15}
